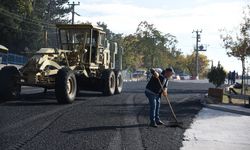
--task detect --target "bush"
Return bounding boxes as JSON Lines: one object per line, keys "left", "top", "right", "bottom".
{"left": 207, "top": 64, "right": 226, "bottom": 88}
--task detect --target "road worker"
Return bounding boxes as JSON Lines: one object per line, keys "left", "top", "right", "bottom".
{"left": 145, "top": 67, "right": 174, "bottom": 127}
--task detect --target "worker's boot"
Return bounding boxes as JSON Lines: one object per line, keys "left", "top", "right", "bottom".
{"left": 149, "top": 121, "right": 158, "bottom": 128}
{"left": 156, "top": 120, "right": 165, "bottom": 125}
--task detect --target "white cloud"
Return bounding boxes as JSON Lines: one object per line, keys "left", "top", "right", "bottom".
{"left": 74, "top": 0, "right": 246, "bottom": 73}
{"left": 194, "top": 0, "right": 210, "bottom": 3}
{"left": 76, "top": 1, "right": 243, "bottom": 34}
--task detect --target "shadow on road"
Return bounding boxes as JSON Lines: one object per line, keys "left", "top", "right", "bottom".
{"left": 3, "top": 101, "right": 59, "bottom": 106}
{"left": 93, "top": 104, "right": 147, "bottom": 107}
{"left": 62, "top": 124, "right": 149, "bottom": 134}
{"left": 123, "top": 89, "right": 208, "bottom": 94}
{"left": 77, "top": 91, "right": 104, "bottom": 97}
{"left": 1, "top": 91, "right": 97, "bottom": 106}
{"left": 0, "top": 92, "right": 57, "bottom": 105}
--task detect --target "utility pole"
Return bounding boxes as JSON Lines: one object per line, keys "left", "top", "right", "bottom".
{"left": 192, "top": 29, "right": 202, "bottom": 80}
{"left": 43, "top": 27, "right": 48, "bottom": 47}
{"left": 43, "top": 0, "right": 52, "bottom": 48}
{"left": 68, "top": 1, "right": 80, "bottom": 24}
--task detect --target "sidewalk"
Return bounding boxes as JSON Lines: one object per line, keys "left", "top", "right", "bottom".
{"left": 181, "top": 103, "right": 250, "bottom": 150}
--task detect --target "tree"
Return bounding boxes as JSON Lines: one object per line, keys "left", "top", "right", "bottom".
{"left": 81, "top": 21, "right": 186, "bottom": 72}
{"left": 32, "top": 0, "right": 71, "bottom": 48}
{"left": 122, "top": 35, "right": 142, "bottom": 69}
{"left": 0, "top": 0, "right": 36, "bottom": 52}
{"left": 207, "top": 63, "right": 226, "bottom": 88}
{"left": 220, "top": 5, "right": 250, "bottom": 93}
{"left": 0, "top": 0, "right": 70, "bottom": 53}
{"left": 169, "top": 50, "right": 187, "bottom": 73}
{"left": 184, "top": 52, "right": 210, "bottom": 78}
{"left": 134, "top": 21, "right": 178, "bottom": 69}
{"left": 97, "top": 22, "right": 114, "bottom": 41}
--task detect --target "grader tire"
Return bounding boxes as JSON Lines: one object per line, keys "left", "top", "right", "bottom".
{"left": 102, "top": 70, "right": 116, "bottom": 96}
{"left": 114, "top": 70, "right": 123, "bottom": 94}
{"left": 0, "top": 66, "right": 21, "bottom": 100}
{"left": 55, "top": 68, "right": 77, "bottom": 104}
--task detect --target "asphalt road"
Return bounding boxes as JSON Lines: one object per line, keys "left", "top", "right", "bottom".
{"left": 0, "top": 80, "right": 213, "bottom": 150}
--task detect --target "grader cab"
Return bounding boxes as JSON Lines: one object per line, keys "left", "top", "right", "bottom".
{"left": 0, "top": 24, "right": 123, "bottom": 104}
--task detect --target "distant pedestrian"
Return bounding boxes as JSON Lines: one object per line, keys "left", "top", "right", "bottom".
{"left": 232, "top": 71, "right": 236, "bottom": 84}
{"left": 146, "top": 69, "right": 150, "bottom": 81}
{"left": 145, "top": 67, "right": 174, "bottom": 127}
{"left": 228, "top": 71, "right": 231, "bottom": 85}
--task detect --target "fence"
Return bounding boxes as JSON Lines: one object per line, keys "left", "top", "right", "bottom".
{"left": 0, "top": 52, "right": 27, "bottom": 65}
{"left": 122, "top": 70, "right": 147, "bottom": 82}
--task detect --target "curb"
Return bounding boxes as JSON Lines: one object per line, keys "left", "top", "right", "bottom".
{"left": 202, "top": 102, "right": 250, "bottom": 116}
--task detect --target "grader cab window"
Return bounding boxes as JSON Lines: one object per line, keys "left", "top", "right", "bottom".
{"left": 58, "top": 27, "right": 102, "bottom": 63}
{"left": 59, "top": 29, "right": 91, "bottom": 51}
{"left": 99, "top": 33, "right": 105, "bottom": 47}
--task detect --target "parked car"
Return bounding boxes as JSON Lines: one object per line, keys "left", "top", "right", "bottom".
{"left": 179, "top": 73, "right": 190, "bottom": 80}
{"left": 172, "top": 74, "right": 180, "bottom": 80}
{"left": 132, "top": 70, "right": 147, "bottom": 78}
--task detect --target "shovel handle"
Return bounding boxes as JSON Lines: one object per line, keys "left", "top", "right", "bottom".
{"left": 156, "top": 78, "right": 178, "bottom": 123}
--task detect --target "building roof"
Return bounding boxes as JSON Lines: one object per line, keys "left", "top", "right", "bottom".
{"left": 56, "top": 24, "right": 103, "bottom": 31}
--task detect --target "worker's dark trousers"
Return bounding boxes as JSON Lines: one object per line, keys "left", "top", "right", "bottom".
{"left": 145, "top": 91, "right": 161, "bottom": 123}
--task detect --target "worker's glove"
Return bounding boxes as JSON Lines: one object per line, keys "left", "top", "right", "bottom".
{"left": 162, "top": 89, "right": 168, "bottom": 97}
{"left": 154, "top": 71, "right": 159, "bottom": 78}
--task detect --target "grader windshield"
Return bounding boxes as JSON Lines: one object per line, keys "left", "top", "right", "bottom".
{"left": 57, "top": 24, "right": 106, "bottom": 63}
{"left": 58, "top": 28, "right": 90, "bottom": 51}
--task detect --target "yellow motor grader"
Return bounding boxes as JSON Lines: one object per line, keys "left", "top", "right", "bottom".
{"left": 0, "top": 24, "right": 123, "bottom": 104}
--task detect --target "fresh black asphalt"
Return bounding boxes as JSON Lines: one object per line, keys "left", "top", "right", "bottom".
{"left": 0, "top": 81, "right": 214, "bottom": 150}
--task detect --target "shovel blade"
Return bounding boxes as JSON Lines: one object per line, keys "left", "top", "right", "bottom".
{"left": 165, "top": 121, "right": 184, "bottom": 128}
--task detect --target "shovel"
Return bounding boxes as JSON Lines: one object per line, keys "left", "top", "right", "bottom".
{"left": 157, "top": 77, "right": 183, "bottom": 128}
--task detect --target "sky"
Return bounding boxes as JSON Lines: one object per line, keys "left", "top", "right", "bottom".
{"left": 70, "top": 0, "right": 250, "bottom": 74}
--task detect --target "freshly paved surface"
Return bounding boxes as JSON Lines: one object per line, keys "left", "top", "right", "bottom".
{"left": 181, "top": 105, "right": 250, "bottom": 150}
{"left": 206, "top": 104, "right": 250, "bottom": 116}
{"left": 0, "top": 80, "right": 213, "bottom": 150}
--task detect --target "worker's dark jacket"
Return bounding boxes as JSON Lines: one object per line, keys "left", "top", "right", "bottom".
{"left": 145, "top": 69, "right": 168, "bottom": 96}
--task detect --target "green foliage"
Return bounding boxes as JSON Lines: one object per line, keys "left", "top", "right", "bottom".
{"left": 122, "top": 35, "right": 142, "bottom": 69}
{"left": 136, "top": 21, "right": 178, "bottom": 68}
{"left": 220, "top": 5, "right": 250, "bottom": 73}
{"left": 220, "top": 4, "right": 250, "bottom": 93}
{"left": 122, "top": 21, "right": 179, "bottom": 70}
{"left": 185, "top": 52, "right": 210, "bottom": 78}
{"left": 106, "top": 20, "right": 210, "bottom": 73}
{"left": 207, "top": 64, "right": 226, "bottom": 88}
{"left": 97, "top": 22, "right": 114, "bottom": 41}
{"left": 220, "top": 6, "right": 250, "bottom": 60}
{"left": 0, "top": 0, "right": 70, "bottom": 53}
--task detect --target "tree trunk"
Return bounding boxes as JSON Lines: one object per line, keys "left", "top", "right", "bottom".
{"left": 151, "top": 55, "right": 154, "bottom": 67}
{"left": 241, "top": 58, "right": 245, "bottom": 95}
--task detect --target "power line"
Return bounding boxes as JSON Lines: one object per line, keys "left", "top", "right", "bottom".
{"left": 0, "top": 7, "right": 56, "bottom": 29}
{"left": 0, "top": 22, "right": 41, "bottom": 34}
{"left": 0, "top": 22, "right": 57, "bottom": 34}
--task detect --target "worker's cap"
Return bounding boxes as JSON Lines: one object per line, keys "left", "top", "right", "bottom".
{"left": 154, "top": 68, "right": 163, "bottom": 73}
{"left": 165, "top": 67, "right": 175, "bottom": 74}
